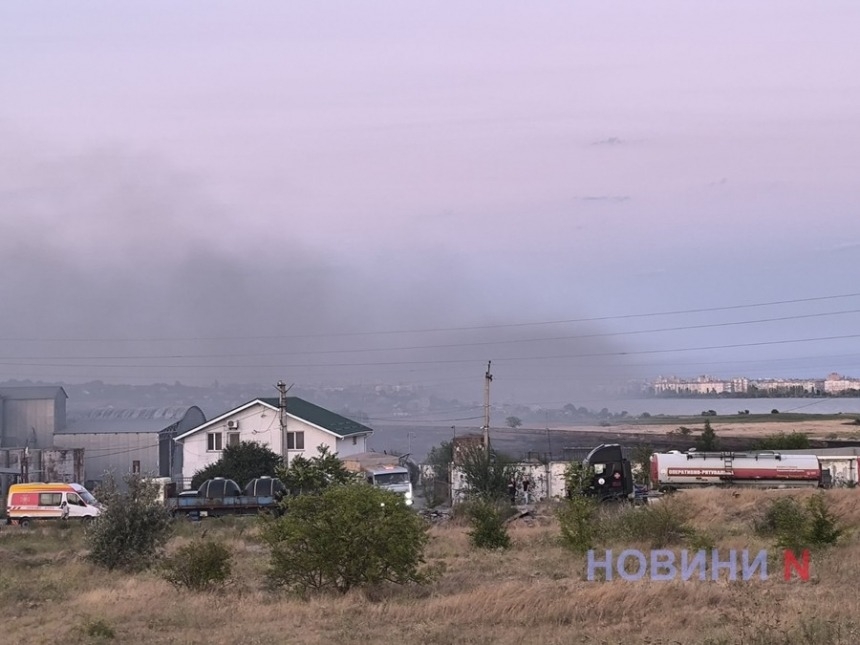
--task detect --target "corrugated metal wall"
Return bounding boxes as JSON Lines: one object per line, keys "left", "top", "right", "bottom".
{"left": 53, "top": 433, "right": 159, "bottom": 483}
{"left": 2, "top": 399, "right": 57, "bottom": 448}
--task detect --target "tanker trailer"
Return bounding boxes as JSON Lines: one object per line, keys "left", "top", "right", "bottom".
{"left": 650, "top": 450, "right": 823, "bottom": 491}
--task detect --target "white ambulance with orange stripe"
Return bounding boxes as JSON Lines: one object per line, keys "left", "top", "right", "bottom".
{"left": 6, "top": 482, "right": 102, "bottom": 527}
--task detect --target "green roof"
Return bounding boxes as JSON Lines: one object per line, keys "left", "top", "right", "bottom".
{"left": 258, "top": 397, "right": 373, "bottom": 438}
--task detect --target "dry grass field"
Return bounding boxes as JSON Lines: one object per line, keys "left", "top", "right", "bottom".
{"left": 2, "top": 488, "right": 860, "bottom": 645}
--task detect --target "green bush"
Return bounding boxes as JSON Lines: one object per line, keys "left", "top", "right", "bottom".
{"left": 191, "top": 441, "right": 282, "bottom": 490}
{"left": 609, "top": 500, "right": 705, "bottom": 549}
{"left": 755, "top": 494, "right": 842, "bottom": 550}
{"left": 260, "top": 483, "right": 432, "bottom": 594}
{"left": 81, "top": 617, "right": 115, "bottom": 640}
{"left": 466, "top": 498, "right": 511, "bottom": 550}
{"left": 557, "top": 494, "right": 599, "bottom": 554}
{"left": 85, "top": 473, "right": 173, "bottom": 572}
{"left": 161, "top": 539, "right": 232, "bottom": 591}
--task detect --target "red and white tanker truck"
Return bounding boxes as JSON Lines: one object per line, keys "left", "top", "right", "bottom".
{"left": 650, "top": 450, "right": 828, "bottom": 491}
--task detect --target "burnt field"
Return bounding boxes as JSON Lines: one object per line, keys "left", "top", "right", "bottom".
{"left": 372, "top": 418, "right": 860, "bottom": 462}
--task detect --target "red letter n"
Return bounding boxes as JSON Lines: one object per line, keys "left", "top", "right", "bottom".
{"left": 783, "top": 549, "right": 810, "bottom": 582}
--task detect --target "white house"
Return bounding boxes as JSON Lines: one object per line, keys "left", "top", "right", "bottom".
{"left": 174, "top": 396, "right": 372, "bottom": 486}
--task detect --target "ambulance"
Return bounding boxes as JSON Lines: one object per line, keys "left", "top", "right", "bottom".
{"left": 6, "top": 482, "right": 102, "bottom": 527}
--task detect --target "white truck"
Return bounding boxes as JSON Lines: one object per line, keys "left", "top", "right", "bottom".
{"left": 343, "top": 452, "right": 414, "bottom": 506}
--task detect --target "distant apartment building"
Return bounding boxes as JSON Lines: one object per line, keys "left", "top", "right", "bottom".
{"left": 650, "top": 375, "right": 744, "bottom": 395}
{"left": 647, "top": 374, "right": 859, "bottom": 395}
{"left": 824, "top": 373, "right": 860, "bottom": 394}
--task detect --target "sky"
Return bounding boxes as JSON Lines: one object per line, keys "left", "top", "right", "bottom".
{"left": 1, "top": 1, "right": 859, "bottom": 407}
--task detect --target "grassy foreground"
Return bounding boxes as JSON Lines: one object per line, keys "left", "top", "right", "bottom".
{"left": 2, "top": 489, "right": 860, "bottom": 645}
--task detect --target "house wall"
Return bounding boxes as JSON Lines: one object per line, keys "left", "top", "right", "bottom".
{"left": 53, "top": 433, "right": 158, "bottom": 482}
{"left": 450, "top": 461, "right": 571, "bottom": 505}
{"left": 820, "top": 457, "right": 860, "bottom": 486}
{"left": 179, "top": 402, "right": 369, "bottom": 482}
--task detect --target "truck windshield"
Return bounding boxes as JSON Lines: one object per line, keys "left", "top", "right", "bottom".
{"left": 374, "top": 472, "right": 410, "bottom": 485}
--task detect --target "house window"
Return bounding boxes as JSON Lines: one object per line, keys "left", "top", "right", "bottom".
{"left": 227, "top": 432, "right": 241, "bottom": 448}
{"left": 132, "top": 460, "right": 140, "bottom": 474}
{"left": 352, "top": 436, "right": 357, "bottom": 446}
{"left": 207, "top": 432, "right": 223, "bottom": 451}
{"left": 286, "top": 431, "right": 305, "bottom": 450}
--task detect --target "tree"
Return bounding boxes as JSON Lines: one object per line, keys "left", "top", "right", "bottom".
{"left": 696, "top": 419, "right": 719, "bottom": 451}
{"left": 260, "top": 483, "right": 432, "bottom": 594}
{"left": 457, "top": 444, "right": 518, "bottom": 501}
{"left": 191, "top": 441, "right": 282, "bottom": 489}
{"left": 86, "top": 472, "right": 173, "bottom": 572}
{"left": 425, "top": 440, "right": 454, "bottom": 481}
{"left": 423, "top": 440, "right": 454, "bottom": 506}
{"left": 276, "top": 444, "right": 356, "bottom": 496}
{"left": 630, "top": 443, "right": 654, "bottom": 485}
{"left": 505, "top": 416, "right": 523, "bottom": 429}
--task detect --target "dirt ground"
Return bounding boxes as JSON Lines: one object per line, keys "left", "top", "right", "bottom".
{"left": 552, "top": 418, "right": 860, "bottom": 440}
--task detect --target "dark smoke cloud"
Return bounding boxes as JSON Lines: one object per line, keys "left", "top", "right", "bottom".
{"left": 0, "top": 142, "right": 638, "bottom": 404}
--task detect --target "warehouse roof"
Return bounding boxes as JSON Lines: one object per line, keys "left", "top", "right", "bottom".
{"left": 0, "top": 385, "right": 67, "bottom": 401}
{"left": 59, "top": 406, "right": 204, "bottom": 435}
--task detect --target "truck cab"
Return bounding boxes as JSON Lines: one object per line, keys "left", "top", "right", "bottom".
{"left": 365, "top": 466, "right": 414, "bottom": 506}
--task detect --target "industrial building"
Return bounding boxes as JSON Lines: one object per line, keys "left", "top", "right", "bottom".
{"left": 0, "top": 385, "right": 68, "bottom": 449}
{"left": 54, "top": 406, "right": 206, "bottom": 485}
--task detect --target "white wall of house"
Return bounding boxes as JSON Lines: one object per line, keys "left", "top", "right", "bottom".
{"left": 820, "top": 457, "right": 860, "bottom": 486}
{"left": 450, "top": 461, "right": 571, "bottom": 505}
{"left": 178, "top": 401, "right": 369, "bottom": 483}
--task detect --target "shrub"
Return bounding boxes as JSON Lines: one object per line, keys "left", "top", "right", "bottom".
{"left": 277, "top": 445, "right": 357, "bottom": 496}
{"left": 466, "top": 498, "right": 511, "bottom": 550}
{"left": 85, "top": 473, "right": 173, "bottom": 572}
{"left": 753, "top": 431, "right": 810, "bottom": 450}
{"left": 81, "top": 617, "right": 115, "bottom": 640}
{"left": 161, "top": 539, "right": 232, "bottom": 591}
{"left": 756, "top": 494, "right": 842, "bottom": 550}
{"left": 609, "top": 500, "right": 704, "bottom": 548}
{"left": 557, "top": 495, "right": 599, "bottom": 554}
{"left": 457, "top": 445, "right": 519, "bottom": 501}
{"left": 261, "top": 483, "right": 432, "bottom": 594}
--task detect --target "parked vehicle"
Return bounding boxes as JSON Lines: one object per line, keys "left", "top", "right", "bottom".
{"left": 582, "top": 444, "right": 635, "bottom": 502}
{"left": 342, "top": 452, "right": 415, "bottom": 506}
{"left": 164, "top": 477, "right": 281, "bottom": 519}
{"left": 650, "top": 450, "right": 826, "bottom": 491}
{"left": 6, "top": 482, "right": 101, "bottom": 527}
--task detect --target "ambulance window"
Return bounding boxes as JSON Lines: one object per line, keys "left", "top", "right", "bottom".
{"left": 67, "top": 493, "right": 85, "bottom": 506}
{"left": 39, "top": 493, "right": 63, "bottom": 506}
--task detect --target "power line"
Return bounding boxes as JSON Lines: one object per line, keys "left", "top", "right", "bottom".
{"left": 3, "top": 308, "right": 860, "bottom": 362}
{"left": 2, "top": 291, "right": 860, "bottom": 343}
{"left": 2, "top": 332, "right": 859, "bottom": 369}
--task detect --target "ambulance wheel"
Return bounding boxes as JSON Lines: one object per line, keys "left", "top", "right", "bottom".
{"left": 19, "top": 518, "right": 31, "bottom": 528}
{"left": 81, "top": 515, "right": 94, "bottom": 524}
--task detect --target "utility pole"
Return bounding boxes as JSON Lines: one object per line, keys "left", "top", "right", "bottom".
{"left": 483, "top": 360, "right": 493, "bottom": 452}
{"left": 22, "top": 444, "right": 29, "bottom": 484}
{"left": 277, "top": 381, "right": 294, "bottom": 468}
{"left": 546, "top": 411, "right": 553, "bottom": 459}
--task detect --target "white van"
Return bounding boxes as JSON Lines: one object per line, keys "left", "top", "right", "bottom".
{"left": 6, "top": 482, "right": 101, "bottom": 527}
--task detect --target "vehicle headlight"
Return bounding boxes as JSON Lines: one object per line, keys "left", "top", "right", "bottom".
{"left": 405, "top": 498, "right": 413, "bottom": 506}
{"left": 405, "top": 490, "right": 413, "bottom": 499}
